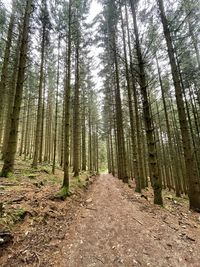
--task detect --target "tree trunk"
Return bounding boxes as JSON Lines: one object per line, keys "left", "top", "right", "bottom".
{"left": 52, "top": 36, "right": 60, "bottom": 174}
{"left": 63, "top": 0, "right": 72, "bottom": 188}
{"left": 32, "top": 13, "right": 46, "bottom": 168}
{"left": 1, "top": 0, "right": 33, "bottom": 177}
{"left": 130, "top": 0, "right": 163, "bottom": 205}
{"left": 0, "top": 1, "right": 16, "bottom": 144}
{"left": 157, "top": 0, "right": 200, "bottom": 210}
{"left": 73, "top": 40, "right": 80, "bottom": 177}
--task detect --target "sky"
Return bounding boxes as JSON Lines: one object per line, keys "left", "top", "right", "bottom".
{"left": 2, "top": 0, "right": 102, "bottom": 20}
{"left": 89, "top": 0, "right": 102, "bottom": 21}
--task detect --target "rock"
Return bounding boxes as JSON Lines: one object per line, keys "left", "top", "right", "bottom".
{"left": 86, "top": 198, "right": 92, "bottom": 203}
{"left": 25, "top": 231, "right": 29, "bottom": 236}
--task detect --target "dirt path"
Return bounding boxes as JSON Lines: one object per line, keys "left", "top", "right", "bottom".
{"left": 53, "top": 174, "right": 200, "bottom": 267}
{"left": 1, "top": 174, "right": 200, "bottom": 267}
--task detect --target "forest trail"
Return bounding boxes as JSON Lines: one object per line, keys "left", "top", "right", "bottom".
{"left": 1, "top": 173, "right": 200, "bottom": 267}
{"left": 55, "top": 174, "right": 200, "bottom": 267}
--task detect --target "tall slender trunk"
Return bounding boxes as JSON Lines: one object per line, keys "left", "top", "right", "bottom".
{"left": 88, "top": 109, "right": 92, "bottom": 174}
{"left": 1, "top": 31, "right": 22, "bottom": 159}
{"left": 52, "top": 36, "right": 60, "bottom": 174}
{"left": 32, "top": 17, "right": 46, "bottom": 168}
{"left": 63, "top": 0, "right": 72, "bottom": 188}
{"left": 0, "top": 1, "right": 16, "bottom": 144}
{"left": 156, "top": 55, "right": 181, "bottom": 196}
{"left": 130, "top": 0, "right": 163, "bottom": 205}
{"left": 24, "top": 85, "right": 32, "bottom": 159}
{"left": 81, "top": 91, "right": 86, "bottom": 171}
{"left": 125, "top": 1, "right": 145, "bottom": 190}
{"left": 112, "top": 30, "right": 128, "bottom": 182}
{"left": 73, "top": 41, "right": 80, "bottom": 177}
{"left": 1, "top": 0, "right": 32, "bottom": 177}
{"left": 120, "top": 3, "right": 139, "bottom": 189}
{"left": 157, "top": 0, "right": 200, "bottom": 210}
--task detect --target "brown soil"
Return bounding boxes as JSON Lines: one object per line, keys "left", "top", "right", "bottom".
{"left": 1, "top": 174, "right": 200, "bottom": 266}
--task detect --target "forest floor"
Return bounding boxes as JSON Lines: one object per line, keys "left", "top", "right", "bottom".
{"left": 1, "top": 162, "right": 200, "bottom": 266}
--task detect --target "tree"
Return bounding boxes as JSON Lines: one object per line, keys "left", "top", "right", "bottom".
{"left": 1, "top": 0, "right": 33, "bottom": 177}
{"left": 32, "top": 0, "right": 50, "bottom": 168}
{"left": 63, "top": 0, "right": 72, "bottom": 188}
{"left": 130, "top": 0, "right": 163, "bottom": 205}
{"left": 157, "top": 0, "right": 200, "bottom": 210}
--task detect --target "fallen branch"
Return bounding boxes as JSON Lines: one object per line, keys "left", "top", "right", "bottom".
{"left": 132, "top": 217, "right": 143, "bottom": 225}
{"left": 93, "top": 256, "right": 104, "bottom": 264}
{"left": 9, "top": 196, "right": 26, "bottom": 203}
{"left": 85, "top": 207, "right": 97, "bottom": 211}
{"left": 33, "top": 251, "right": 41, "bottom": 267}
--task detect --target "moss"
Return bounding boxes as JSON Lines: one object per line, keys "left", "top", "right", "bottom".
{"left": 54, "top": 186, "right": 71, "bottom": 200}
{"left": 0, "top": 171, "right": 13, "bottom": 178}
{"left": 76, "top": 176, "right": 81, "bottom": 183}
{"left": 14, "top": 208, "right": 27, "bottom": 220}
{"left": 27, "top": 173, "right": 37, "bottom": 179}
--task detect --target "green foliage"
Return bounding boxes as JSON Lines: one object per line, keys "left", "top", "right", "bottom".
{"left": 54, "top": 186, "right": 71, "bottom": 200}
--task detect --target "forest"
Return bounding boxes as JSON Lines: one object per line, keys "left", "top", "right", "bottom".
{"left": 0, "top": 0, "right": 200, "bottom": 266}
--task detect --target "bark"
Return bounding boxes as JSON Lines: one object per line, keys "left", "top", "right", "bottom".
{"left": 125, "top": 1, "right": 145, "bottom": 190}
{"left": 81, "top": 92, "right": 86, "bottom": 171}
{"left": 1, "top": 31, "right": 21, "bottom": 159}
{"left": 156, "top": 55, "right": 181, "bottom": 196}
{"left": 63, "top": 0, "right": 72, "bottom": 188}
{"left": 73, "top": 40, "right": 80, "bottom": 177}
{"left": 1, "top": 0, "right": 33, "bottom": 177}
{"left": 120, "top": 3, "right": 140, "bottom": 189}
{"left": 52, "top": 36, "right": 60, "bottom": 174}
{"left": 130, "top": 0, "right": 163, "bottom": 205}
{"left": 0, "top": 1, "right": 16, "bottom": 144}
{"left": 157, "top": 0, "right": 200, "bottom": 210}
{"left": 32, "top": 10, "right": 46, "bottom": 168}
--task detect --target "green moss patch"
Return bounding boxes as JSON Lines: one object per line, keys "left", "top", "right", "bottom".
{"left": 54, "top": 186, "right": 72, "bottom": 200}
